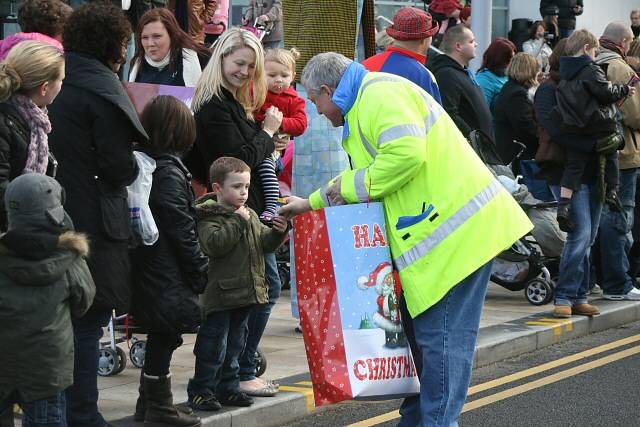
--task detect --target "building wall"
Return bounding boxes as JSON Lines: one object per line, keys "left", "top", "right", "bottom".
{"left": 508, "top": 0, "right": 640, "bottom": 38}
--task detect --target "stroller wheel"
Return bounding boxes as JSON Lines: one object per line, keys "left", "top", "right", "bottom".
{"left": 255, "top": 348, "right": 267, "bottom": 378}
{"left": 129, "top": 340, "right": 146, "bottom": 369}
{"left": 114, "top": 346, "right": 127, "bottom": 374}
{"left": 525, "top": 278, "right": 554, "bottom": 306}
{"left": 97, "top": 347, "right": 119, "bottom": 376}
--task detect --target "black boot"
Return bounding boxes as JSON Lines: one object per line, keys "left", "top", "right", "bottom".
{"left": 144, "top": 374, "right": 201, "bottom": 426}
{"left": 134, "top": 370, "right": 146, "bottom": 422}
{"left": 557, "top": 200, "right": 575, "bottom": 232}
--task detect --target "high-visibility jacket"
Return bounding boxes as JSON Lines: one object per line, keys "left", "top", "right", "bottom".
{"left": 309, "top": 71, "right": 533, "bottom": 318}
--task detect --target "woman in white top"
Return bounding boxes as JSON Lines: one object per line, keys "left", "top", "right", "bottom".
{"left": 522, "top": 20, "right": 553, "bottom": 73}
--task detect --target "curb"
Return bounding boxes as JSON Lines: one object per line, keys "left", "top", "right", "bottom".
{"left": 111, "top": 300, "right": 640, "bottom": 427}
{"left": 475, "top": 299, "right": 640, "bottom": 367}
{"left": 111, "top": 392, "right": 309, "bottom": 427}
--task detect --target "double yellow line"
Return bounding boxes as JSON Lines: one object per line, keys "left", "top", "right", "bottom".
{"left": 347, "top": 334, "right": 640, "bottom": 427}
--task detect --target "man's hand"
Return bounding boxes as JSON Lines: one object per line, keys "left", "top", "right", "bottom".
{"left": 326, "top": 176, "right": 347, "bottom": 206}
{"left": 629, "top": 86, "right": 637, "bottom": 97}
{"left": 278, "top": 196, "right": 311, "bottom": 219}
{"left": 272, "top": 216, "right": 288, "bottom": 232}
{"left": 235, "top": 206, "right": 250, "bottom": 221}
{"left": 258, "top": 14, "right": 269, "bottom": 23}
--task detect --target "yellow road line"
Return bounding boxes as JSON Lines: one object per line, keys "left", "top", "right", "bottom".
{"left": 280, "top": 385, "right": 315, "bottom": 412}
{"left": 296, "top": 381, "right": 314, "bottom": 386}
{"left": 346, "top": 410, "right": 400, "bottom": 427}
{"left": 462, "top": 344, "right": 640, "bottom": 412}
{"left": 468, "top": 333, "right": 640, "bottom": 395}
{"left": 345, "top": 334, "right": 640, "bottom": 427}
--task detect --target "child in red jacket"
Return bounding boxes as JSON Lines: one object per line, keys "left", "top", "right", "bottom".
{"left": 255, "top": 47, "right": 308, "bottom": 221}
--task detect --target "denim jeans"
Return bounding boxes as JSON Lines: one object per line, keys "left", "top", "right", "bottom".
{"left": 238, "top": 253, "right": 281, "bottom": 381}
{"left": 188, "top": 306, "right": 252, "bottom": 397}
{"left": 397, "top": 261, "right": 493, "bottom": 427}
{"left": 560, "top": 28, "right": 574, "bottom": 39}
{"left": 598, "top": 168, "right": 638, "bottom": 295}
{"left": 65, "top": 309, "right": 111, "bottom": 427}
{"left": 1, "top": 392, "right": 66, "bottom": 427}
{"left": 551, "top": 185, "right": 603, "bottom": 306}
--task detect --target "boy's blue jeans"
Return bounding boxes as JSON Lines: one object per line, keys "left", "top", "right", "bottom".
{"left": 398, "top": 261, "right": 493, "bottom": 427}
{"left": 0, "top": 392, "right": 66, "bottom": 427}
{"left": 551, "top": 184, "right": 602, "bottom": 306}
{"left": 238, "top": 253, "right": 281, "bottom": 381}
{"left": 188, "top": 306, "right": 252, "bottom": 397}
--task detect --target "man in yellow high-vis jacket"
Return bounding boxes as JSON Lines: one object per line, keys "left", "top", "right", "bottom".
{"left": 280, "top": 52, "right": 533, "bottom": 426}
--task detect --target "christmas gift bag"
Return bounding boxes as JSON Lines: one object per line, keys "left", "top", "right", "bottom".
{"left": 293, "top": 203, "right": 419, "bottom": 407}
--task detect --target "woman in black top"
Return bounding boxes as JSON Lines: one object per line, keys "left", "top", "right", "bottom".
{"left": 129, "top": 8, "right": 209, "bottom": 87}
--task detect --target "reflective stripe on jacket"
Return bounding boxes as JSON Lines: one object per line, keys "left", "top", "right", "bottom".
{"left": 309, "top": 72, "right": 533, "bottom": 318}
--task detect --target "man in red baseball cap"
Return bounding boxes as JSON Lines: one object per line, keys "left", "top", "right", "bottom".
{"left": 362, "top": 7, "right": 442, "bottom": 104}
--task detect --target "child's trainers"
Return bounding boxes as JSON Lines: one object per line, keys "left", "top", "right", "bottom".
{"left": 260, "top": 212, "right": 275, "bottom": 226}
{"left": 189, "top": 392, "right": 222, "bottom": 411}
{"left": 219, "top": 391, "right": 254, "bottom": 407}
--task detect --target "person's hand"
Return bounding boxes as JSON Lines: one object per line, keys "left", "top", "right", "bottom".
{"left": 326, "top": 176, "right": 347, "bottom": 206}
{"left": 242, "top": 17, "right": 249, "bottom": 26}
{"left": 235, "top": 205, "right": 250, "bottom": 221}
{"left": 258, "top": 14, "right": 269, "bottom": 23}
{"left": 629, "top": 86, "right": 637, "bottom": 97}
{"left": 278, "top": 196, "right": 311, "bottom": 219}
{"left": 573, "top": 5, "right": 583, "bottom": 15}
{"left": 262, "top": 106, "right": 283, "bottom": 135}
{"left": 272, "top": 216, "right": 288, "bottom": 232}
{"left": 273, "top": 134, "right": 290, "bottom": 151}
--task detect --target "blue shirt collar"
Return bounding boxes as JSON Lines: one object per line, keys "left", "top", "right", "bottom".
{"left": 332, "top": 61, "right": 369, "bottom": 116}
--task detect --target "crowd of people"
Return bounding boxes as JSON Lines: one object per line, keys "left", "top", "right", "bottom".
{"left": 1, "top": 0, "right": 640, "bottom": 427}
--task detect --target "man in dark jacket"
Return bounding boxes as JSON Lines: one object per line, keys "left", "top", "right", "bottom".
{"left": 47, "top": 4, "right": 148, "bottom": 427}
{"left": 0, "top": 174, "right": 95, "bottom": 426}
{"left": 428, "top": 24, "right": 493, "bottom": 139}
{"left": 540, "top": 0, "right": 583, "bottom": 39}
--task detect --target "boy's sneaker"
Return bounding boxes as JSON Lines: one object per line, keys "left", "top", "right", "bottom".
{"left": 603, "top": 287, "right": 640, "bottom": 301}
{"left": 219, "top": 391, "right": 254, "bottom": 407}
{"left": 189, "top": 392, "right": 222, "bottom": 411}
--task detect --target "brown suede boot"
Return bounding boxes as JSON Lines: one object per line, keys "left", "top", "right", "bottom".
{"left": 144, "top": 374, "right": 201, "bottom": 426}
{"left": 572, "top": 303, "right": 600, "bottom": 316}
{"left": 553, "top": 304, "right": 572, "bottom": 318}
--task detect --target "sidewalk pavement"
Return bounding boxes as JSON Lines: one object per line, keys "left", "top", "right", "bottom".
{"left": 92, "top": 285, "right": 640, "bottom": 426}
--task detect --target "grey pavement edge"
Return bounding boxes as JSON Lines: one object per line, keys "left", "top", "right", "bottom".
{"left": 108, "top": 298, "right": 640, "bottom": 427}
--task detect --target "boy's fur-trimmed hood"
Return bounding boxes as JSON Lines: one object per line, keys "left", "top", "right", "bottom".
{"left": 195, "top": 193, "right": 237, "bottom": 219}
{"left": 0, "top": 231, "right": 90, "bottom": 286}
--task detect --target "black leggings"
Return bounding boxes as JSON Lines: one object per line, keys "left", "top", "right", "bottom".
{"left": 144, "top": 333, "right": 183, "bottom": 376}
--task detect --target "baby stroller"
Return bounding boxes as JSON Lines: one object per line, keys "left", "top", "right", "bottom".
{"left": 469, "top": 130, "right": 561, "bottom": 305}
{"left": 98, "top": 312, "right": 146, "bottom": 376}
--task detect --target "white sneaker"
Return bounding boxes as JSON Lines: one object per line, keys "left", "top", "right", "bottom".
{"left": 588, "top": 284, "right": 603, "bottom": 295}
{"left": 603, "top": 287, "right": 640, "bottom": 301}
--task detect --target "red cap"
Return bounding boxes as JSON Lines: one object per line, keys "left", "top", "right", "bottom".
{"left": 386, "top": 7, "right": 439, "bottom": 41}
{"left": 429, "top": 0, "right": 464, "bottom": 16}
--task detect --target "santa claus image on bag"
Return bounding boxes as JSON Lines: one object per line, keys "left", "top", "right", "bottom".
{"left": 358, "top": 262, "right": 407, "bottom": 348}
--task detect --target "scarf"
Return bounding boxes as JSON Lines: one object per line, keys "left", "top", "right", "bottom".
{"left": 10, "top": 93, "right": 51, "bottom": 174}
{"left": 144, "top": 51, "right": 171, "bottom": 70}
{"left": 599, "top": 37, "right": 626, "bottom": 59}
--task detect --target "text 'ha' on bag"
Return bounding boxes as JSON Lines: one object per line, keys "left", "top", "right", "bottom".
{"left": 293, "top": 203, "right": 419, "bottom": 407}
{"left": 127, "top": 151, "right": 158, "bottom": 246}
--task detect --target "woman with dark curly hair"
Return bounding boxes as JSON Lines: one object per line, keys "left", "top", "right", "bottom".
{"left": 0, "top": 0, "right": 72, "bottom": 59}
{"left": 47, "top": 3, "right": 148, "bottom": 427}
{"left": 129, "top": 8, "right": 210, "bottom": 87}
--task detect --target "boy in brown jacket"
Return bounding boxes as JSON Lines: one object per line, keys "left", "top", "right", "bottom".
{"left": 187, "top": 157, "right": 288, "bottom": 411}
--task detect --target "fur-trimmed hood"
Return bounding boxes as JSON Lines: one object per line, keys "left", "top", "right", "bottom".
{"left": 194, "top": 193, "right": 237, "bottom": 219}
{"left": 0, "top": 231, "right": 89, "bottom": 286}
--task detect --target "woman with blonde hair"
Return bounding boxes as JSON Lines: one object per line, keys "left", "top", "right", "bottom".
{"left": 186, "top": 26, "right": 284, "bottom": 409}
{"left": 0, "top": 40, "right": 64, "bottom": 232}
{"left": 494, "top": 52, "right": 541, "bottom": 164}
